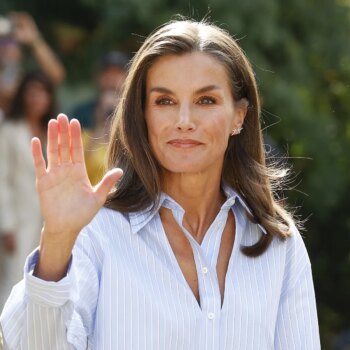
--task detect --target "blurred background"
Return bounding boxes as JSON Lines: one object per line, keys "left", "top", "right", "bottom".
{"left": 0, "top": 0, "right": 349, "bottom": 348}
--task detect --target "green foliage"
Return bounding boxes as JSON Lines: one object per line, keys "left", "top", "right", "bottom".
{"left": 1, "top": 0, "right": 350, "bottom": 347}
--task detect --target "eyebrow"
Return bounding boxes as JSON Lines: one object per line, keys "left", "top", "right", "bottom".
{"left": 149, "top": 85, "right": 222, "bottom": 94}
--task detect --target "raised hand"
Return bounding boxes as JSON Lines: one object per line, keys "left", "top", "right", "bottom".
{"left": 10, "top": 12, "right": 40, "bottom": 46}
{"left": 32, "top": 114, "right": 122, "bottom": 281}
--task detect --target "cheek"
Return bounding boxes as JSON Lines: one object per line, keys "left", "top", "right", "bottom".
{"left": 146, "top": 115, "right": 176, "bottom": 166}
{"left": 43, "top": 96, "right": 51, "bottom": 109}
{"left": 213, "top": 129, "right": 230, "bottom": 154}
{"left": 25, "top": 92, "right": 50, "bottom": 108}
{"left": 206, "top": 115, "right": 232, "bottom": 142}
{"left": 146, "top": 110, "right": 171, "bottom": 142}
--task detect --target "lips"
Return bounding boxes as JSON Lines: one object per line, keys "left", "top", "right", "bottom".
{"left": 167, "top": 139, "right": 203, "bottom": 148}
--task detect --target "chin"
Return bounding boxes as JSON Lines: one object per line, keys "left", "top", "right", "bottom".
{"left": 155, "top": 152, "right": 224, "bottom": 175}
{"left": 160, "top": 161, "right": 211, "bottom": 175}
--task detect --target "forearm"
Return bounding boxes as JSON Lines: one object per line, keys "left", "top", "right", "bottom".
{"left": 33, "top": 227, "right": 78, "bottom": 281}
{"left": 30, "top": 37, "right": 66, "bottom": 85}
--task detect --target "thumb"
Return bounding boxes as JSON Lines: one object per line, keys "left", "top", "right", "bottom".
{"left": 94, "top": 168, "right": 123, "bottom": 205}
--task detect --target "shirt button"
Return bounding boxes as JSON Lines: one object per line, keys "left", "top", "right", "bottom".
{"left": 201, "top": 266, "right": 208, "bottom": 274}
{"left": 208, "top": 312, "right": 215, "bottom": 320}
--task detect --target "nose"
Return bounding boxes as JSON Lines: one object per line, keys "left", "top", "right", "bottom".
{"left": 175, "top": 104, "right": 196, "bottom": 132}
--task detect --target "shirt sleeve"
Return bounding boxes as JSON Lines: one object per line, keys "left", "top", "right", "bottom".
{"left": 274, "top": 228, "right": 321, "bottom": 350}
{"left": 0, "top": 229, "right": 99, "bottom": 350}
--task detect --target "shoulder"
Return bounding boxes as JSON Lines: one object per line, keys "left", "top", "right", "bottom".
{"left": 79, "top": 207, "right": 130, "bottom": 245}
{"left": 268, "top": 223, "right": 310, "bottom": 270}
{"left": 0, "top": 120, "right": 23, "bottom": 131}
{"left": 278, "top": 224, "right": 312, "bottom": 294}
{"left": 86, "top": 206, "right": 129, "bottom": 231}
{"left": 284, "top": 224, "right": 310, "bottom": 267}
{"left": 73, "top": 208, "right": 130, "bottom": 266}
{"left": 0, "top": 120, "right": 27, "bottom": 140}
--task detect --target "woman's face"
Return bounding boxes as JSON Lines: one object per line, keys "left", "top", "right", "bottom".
{"left": 23, "top": 81, "right": 51, "bottom": 120}
{"left": 145, "top": 52, "right": 247, "bottom": 176}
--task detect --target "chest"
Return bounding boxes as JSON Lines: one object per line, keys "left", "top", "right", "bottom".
{"left": 162, "top": 211, "right": 235, "bottom": 306}
{"left": 93, "top": 216, "right": 286, "bottom": 349}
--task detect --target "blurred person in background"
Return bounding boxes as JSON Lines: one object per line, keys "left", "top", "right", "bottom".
{"left": 72, "top": 51, "right": 129, "bottom": 185}
{"left": 0, "top": 12, "right": 65, "bottom": 117}
{"left": 0, "top": 70, "right": 56, "bottom": 310}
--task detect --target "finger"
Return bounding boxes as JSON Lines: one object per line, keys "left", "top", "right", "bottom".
{"left": 57, "top": 114, "right": 70, "bottom": 163}
{"left": 94, "top": 168, "right": 123, "bottom": 206}
{"left": 47, "top": 119, "right": 59, "bottom": 169}
{"left": 31, "top": 137, "right": 46, "bottom": 178}
{"left": 70, "top": 119, "right": 85, "bottom": 164}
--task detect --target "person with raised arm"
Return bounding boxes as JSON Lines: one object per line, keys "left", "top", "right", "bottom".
{"left": 0, "top": 19, "right": 320, "bottom": 349}
{"left": 0, "top": 12, "right": 65, "bottom": 115}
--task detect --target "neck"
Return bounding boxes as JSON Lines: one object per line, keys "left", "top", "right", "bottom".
{"left": 161, "top": 170, "right": 226, "bottom": 242}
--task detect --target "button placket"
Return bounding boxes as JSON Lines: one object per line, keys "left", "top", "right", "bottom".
{"left": 164, "top": 197, "right": 223, "bottom": 318}
{"left": 201, "top": 208, "right": 230, "bottom": 271}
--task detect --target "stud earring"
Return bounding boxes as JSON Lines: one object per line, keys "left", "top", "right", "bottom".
{"left": 230, "top": 127, "right": 243, "bottom": 136}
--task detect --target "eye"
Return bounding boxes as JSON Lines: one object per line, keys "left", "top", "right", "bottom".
{"left": 155, "top": 97, "right": 175, "bottom": 105}
{"left": 197, "top": 96, "right": 216, "bottom": 105}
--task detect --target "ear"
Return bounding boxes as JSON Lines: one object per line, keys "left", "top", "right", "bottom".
{"left": 232, "top": 98, "right": 248, "bottom": 129}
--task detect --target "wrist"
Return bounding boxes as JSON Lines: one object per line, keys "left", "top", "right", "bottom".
{"left": 34, "top": 236, "right": 74, "bottom": 281}
{"left": 41, "top": 224, "right": 79, "bottom": 241}
{"left": 33, "top": 226, "right": 78, "bottom": 281}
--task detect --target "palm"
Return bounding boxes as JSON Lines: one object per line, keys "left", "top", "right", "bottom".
{"left": 32, "top": 114, "right": 122, "bottom": 239}
{"left": 38, "top": 162, "right": 95, "bottom": 234}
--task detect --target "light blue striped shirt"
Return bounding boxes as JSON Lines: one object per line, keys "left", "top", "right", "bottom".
{"left": 0, "top": 187, "right": 320, "bottom": 349}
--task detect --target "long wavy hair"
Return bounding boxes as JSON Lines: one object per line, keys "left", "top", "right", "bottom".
{"left": 105, "top": 19, "right": 295, "bottom": 257}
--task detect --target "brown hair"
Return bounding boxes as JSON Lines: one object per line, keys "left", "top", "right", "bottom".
{"left": 8, "top": 70, "right": 56, "bottom": 129}
{"left": 105, "top": 19, "right": 295, "bottom": 256}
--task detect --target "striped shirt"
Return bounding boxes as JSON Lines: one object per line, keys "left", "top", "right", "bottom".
{"left": 0, "top": 186, "right": 320, "bottom": 349}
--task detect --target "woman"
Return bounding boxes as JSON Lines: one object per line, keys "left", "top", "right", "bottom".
{"left": 0, "top": 20, "right": 320, "bottom": 349}
{"left": 0, "top": 70, "right": 55, "bottom": 310}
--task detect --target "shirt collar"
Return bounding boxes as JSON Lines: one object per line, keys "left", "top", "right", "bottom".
{"left": 129, "top": 185, "right": 267, "bottom": 235}
{"left": 221, "top": 184, "right": 267, "bottom": 234}
{"left": 128, "top": 193, "right": 166, "bottom": 235}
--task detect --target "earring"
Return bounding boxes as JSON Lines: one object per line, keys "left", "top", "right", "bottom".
{"left": 230, "top": 127, "right": 243, "bottom": 136}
